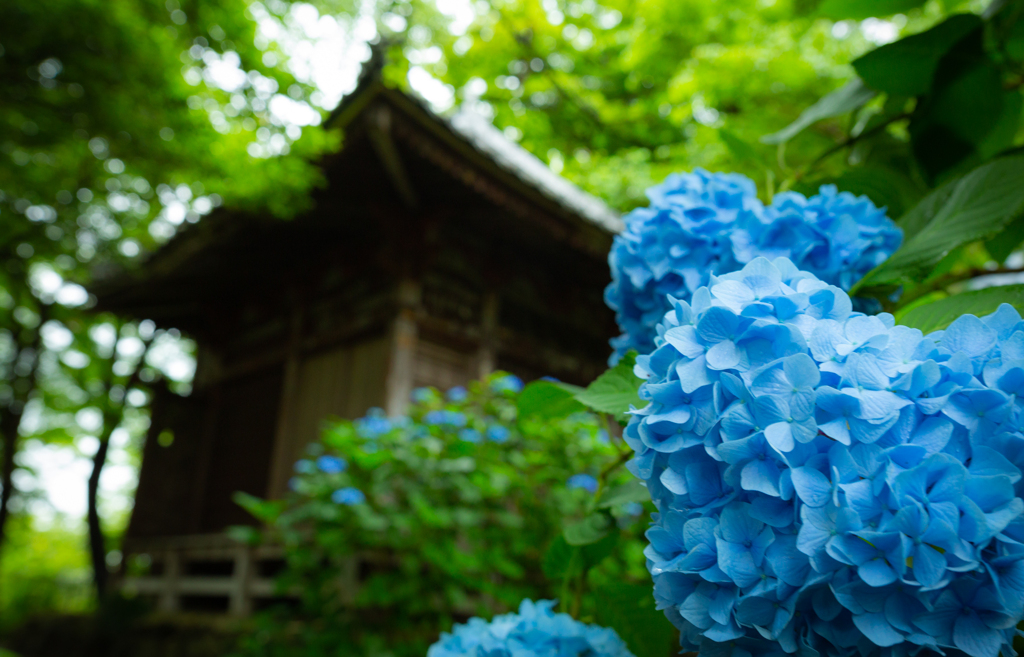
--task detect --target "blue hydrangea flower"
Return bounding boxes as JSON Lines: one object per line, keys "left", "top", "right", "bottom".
{"left": 625, "top": 257, "right": 1024, "bottom": 657}
{"left": 316, "top": 455, "right": 347, "bottom": 474}
{"left": 355, "top": 407, "right": 392, "bottom": 438}
{"left": 425, "top": 410, "right": 468, "bottom": 427}
{"left": 412, "top": 387, "right": 437, "bottom": 403}
{"left": 427, "top": 599, "right": 635, "bottom": 657}
{"left": 567, "top": 474, "right": 599, "bottom": 493}
{"left": 294, "top": 459, "right": 316, "bottom": 474}
{"left": 491, "top": 374, "right": 525, "bottom": 394}
{"left": 331, "top": 487, "right": 365, "bottom": 505}
{"left": 605, "top": 171, "right": 902, "bottom": 362}
{"left": 486, "top": 424, "right": 510, "bottom": 442}
{"left": 459, "top": 427, "right": 482, "bottom": 443}
{"left": 447, "top": 386, "right": 469, "bottom": 402}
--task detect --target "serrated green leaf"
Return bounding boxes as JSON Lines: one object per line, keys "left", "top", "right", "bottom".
{"left": 517, "top": 380, "right": 587, "bottom": 420}
{"left": 853, "top": 156, "right": 1024, "bottom": 291}
{"left": 593, "top": 583, "right": 677, "bottom": 657}
{"left": 899, "top": 288, "right": 1024, "bottom": 334}
{"left": 761, "top": 80, "right": 876, "bottom": 145}
{"left": 895, "top": 175, "right": 961, "bottom": 243}
{"left": 817, "top": 0, "right": 926, "bottom": 20}
{"left": 563, "top": 512, "right": 613, "bottom": 546}
{"left": 597, "top": 479, "right": 650, "bottom": 509}
{"left": 852, "top": 15, "right": 982, "bottom": 96}
{"left": 574, "top": 352, "right": 643, "bottom": 419}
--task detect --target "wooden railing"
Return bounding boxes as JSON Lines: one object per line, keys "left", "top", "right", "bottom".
{"left": 117, "top": 534, "right": 309, "bottom": 616}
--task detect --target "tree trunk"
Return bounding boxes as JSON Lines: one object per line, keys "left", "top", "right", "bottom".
{"left": 0, "top": 406, "right": 23, "bottom": 554}
{"left": 87, "top": 428, "right": 114, "bottom": 601}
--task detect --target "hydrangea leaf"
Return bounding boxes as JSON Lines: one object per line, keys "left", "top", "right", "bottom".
{"left": 597, "top": 480, "right": 650, "bottom": 508}
{"left": 574, "top": 352, "right": 643, "bottom": 419}
{"left": 517, "top": 380, "right": 586, "bottom": 420}
{"left": 852, "top": 15, "right": 982, "bottom": 97}
{"left": 854, "top": 155, "right": 1024, "bottom": 291}
{"left": 898, "top": 288, "right": 1024, "bottom": 333}
{"left": 761, "top": 80, "right": 876, "bottom": 145}
{"left": 564, "top": 512, "right": 614, "bottom": 546}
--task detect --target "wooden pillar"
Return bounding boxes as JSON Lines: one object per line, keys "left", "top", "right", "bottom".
{"left": 229, "top": 545, "right": 253, "bottom": 616}
{"left": 157, "top": 549, "right": 181, "bottom": 613}
{"left": 267, "top": 308, "right": 305, "bottom": 499}
{"left": 477, "top": 291, "right": 500, "bottom": 379}
{"left": 385, "top": 279, "right": 421, "bottom": 417}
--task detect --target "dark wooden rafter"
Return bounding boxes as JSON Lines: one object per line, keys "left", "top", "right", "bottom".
{"left": 365, "top": 103, "right": 419, "bottom": 210}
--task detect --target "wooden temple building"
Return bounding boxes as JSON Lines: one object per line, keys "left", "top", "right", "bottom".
{"left": 92, "top": 67, "right": 621, "bottom": 614}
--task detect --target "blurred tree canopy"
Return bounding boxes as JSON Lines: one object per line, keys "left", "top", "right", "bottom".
{"left": 0, "top": 0, "right": 336, "bottom": 587}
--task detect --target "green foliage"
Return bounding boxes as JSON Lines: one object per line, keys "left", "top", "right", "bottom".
{"left": 0, "top": 518, "right": 92, "bottom": 632}
{"left": 573, "top": 353, "right": 643, "bottom": 422}
{"left": 236, "top": 374, "right": 660, "bottom": 657}
{"left": 898, "top": 284, "right": 1024, "bottom": 332}
{"left": 518, "top": 352, "right": 643, "bottom": 426}
{"left": 761, "top": 80, "right": 877, "bottom": 145}
{"left": 516, "top": 380, "right": 586, "bottom": 420}
{"left": 851, "top": 15, "right": 982, "bottom": 96}
{"left": 433, "top": 0, "right": 888, "bottom": 209}
{"left": 854, "top": 155, "right": 1024, "bottom": 294}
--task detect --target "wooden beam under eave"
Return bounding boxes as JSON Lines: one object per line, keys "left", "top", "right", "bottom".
{"left": 366, "top": 104, "right": 419, "bottom": 210}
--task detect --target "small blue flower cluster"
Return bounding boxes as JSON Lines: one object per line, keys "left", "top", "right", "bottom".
{"left": 491, "top": 374, "right": 525, "bottom": 394}
{"left": 625, "top": 257, "right": 1024, "bottom": 657}
{"left": 428, "top": 599, "right": 635, "bottom": 657}
{"left": 316, "top": 455, "right": 347, "bottom": 474}
{"left": 355, "top": 407, "right": 393, "bottom": 438}
{"left": 425, "top": 410, "right": 468, "bottom": 427}
{"left": 331, "top": 487, "right": 365, "bottom": 505}
{"left": 568, "top": 474, "right": 599, "bottom": 493}
{"left": 606, "top": 170, "right": 902, "bottom": 362}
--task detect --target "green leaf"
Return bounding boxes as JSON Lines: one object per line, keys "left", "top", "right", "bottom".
{"left": 225, "top": 525, "right": 263, "bottom": 546}
{"left": 911, "top": 64, "right": 1008, "bottom": 181}
{"left": 852, "top": 15, "right": 982, "bottom": 96}
{"left": 853, "top": 156, "right": 1024, "bottom": 291}
{"left": 899, "top": 287, "right": 1024, "bottom": 333}
{"left": 986, "top": 212, "right": 1024, "bottom": 264}
{"left": 818, "top": 0, "right": 926, "bottom": 20}
{"left": 827, "top": 166, "right": 924, "bottom": 219}
{"left": 233, "top": 491, "right": 285, "bottom": 522}
{"left": 761, "top": 79, "right": 877, "bottom": 145}
{"left": 593, "top": 583, "right": 677, "bottom": 657}
{"left": 895, "top": 175, "right": 961, "bottom": 243}
{"left": 517, "top": 380, "right": 586, "bottom": 420}
{"left": 563, "top": 512, "right": 613, "bottom": 546}
{"left": 597, "top": 479, "right": 650, "bottom": 508}
{"left": 542, "top": 535, "right": 577, "bottom": 579}
{"left": 574, "top": 352, "right": 643, "bottom": 419}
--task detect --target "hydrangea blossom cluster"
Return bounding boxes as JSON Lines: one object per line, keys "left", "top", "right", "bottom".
{"left": 606, "top": 170, "right": 902, "bottom": 361}
{"left": 428, "top": 600, "right": 635, "bottom": 657}
{"left": 625, "top": 257, "right": 1024, "bottom": 657}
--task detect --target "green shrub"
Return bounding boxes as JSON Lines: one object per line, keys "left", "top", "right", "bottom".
{"left": 234, "top": 373, "right": 671, "bottom": 657}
